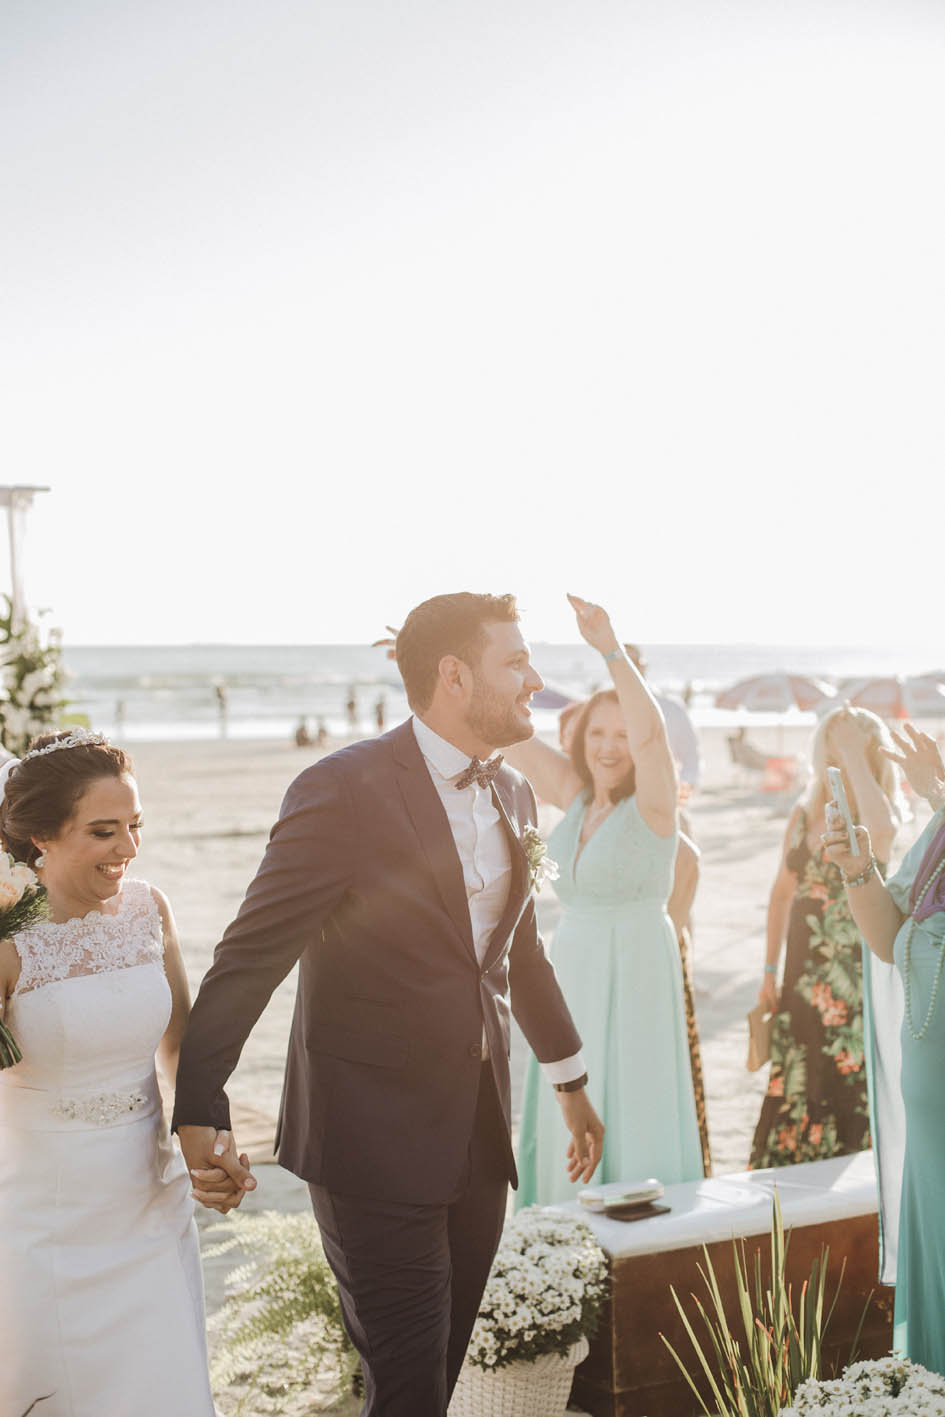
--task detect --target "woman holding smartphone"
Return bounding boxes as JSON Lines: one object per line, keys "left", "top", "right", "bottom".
{"left": 749, "top": 706, "right": 902, "bottom": 1169}
{"left": 825, "top": 723, "right": 945, "bottom": 1377}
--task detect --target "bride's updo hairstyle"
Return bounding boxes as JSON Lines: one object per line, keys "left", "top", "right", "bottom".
{"left": 568, "top": 689, "right": 636, "bottom": 805}
{"left": 0, "top": 731, "right": 134, "bottom": 868}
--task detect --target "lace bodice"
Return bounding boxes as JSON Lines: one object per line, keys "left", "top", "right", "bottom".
{"left": 549, "top": 793, "right": 677, "bottom": 910}
{"left": 12, "top": 879, "right": 164, "bottom": 996}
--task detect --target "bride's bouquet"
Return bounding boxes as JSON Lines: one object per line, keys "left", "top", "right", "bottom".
{"left": 0, "top": 853, "right": 47, "bottom": 1069}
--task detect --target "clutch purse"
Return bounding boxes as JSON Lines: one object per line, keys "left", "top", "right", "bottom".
{"left": 746, "top": 1003, "right": 773, "bottom": 1071}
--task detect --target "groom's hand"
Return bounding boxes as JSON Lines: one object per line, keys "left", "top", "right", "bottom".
{"left": 179, "top": 1125, "right": 257, "bottom": 1213}
{"left": 557, "top": 1089, "right": 605, "bottom": 1184}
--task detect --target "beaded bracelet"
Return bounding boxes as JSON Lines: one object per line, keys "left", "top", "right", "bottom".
{"left": 842, "top": 856, "right": 876, "bottom": 889}
{"left": 602, "top": 649, "right": 623, "bottom": 663}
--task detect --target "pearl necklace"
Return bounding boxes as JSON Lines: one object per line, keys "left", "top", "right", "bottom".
{"left": 903, "top": 850, "right": 945, "bottom": 1043}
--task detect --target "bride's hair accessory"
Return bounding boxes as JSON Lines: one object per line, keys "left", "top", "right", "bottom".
{"left": 21, "top": 728, "right": 108, "bottom": 765}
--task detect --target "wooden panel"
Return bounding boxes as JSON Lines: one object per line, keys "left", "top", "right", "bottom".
{"left": 571, "top": 1214, "right": 894, "bottom": 1417}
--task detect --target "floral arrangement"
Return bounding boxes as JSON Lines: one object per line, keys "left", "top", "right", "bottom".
{"left": 465, "top": 1207, "right": 607, "bottom": 1371}
{"left": 0, "top": 597, "right": 67, "bottom": 758}
{"left": 778, "top": 1355, "right": 945, "bottom": 1415}
{"left": 521, "top": 825, "right": 559, "bottom": 893}
{"left": 0, "top": 853, "right": 47, "bottom": 1069}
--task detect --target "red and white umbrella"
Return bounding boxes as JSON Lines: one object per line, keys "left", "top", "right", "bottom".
{"left": 714, "top": 673, "right": 836, "bottom": 713}
{"left": 840, "top": 675, "right": 945, "bottom": 719}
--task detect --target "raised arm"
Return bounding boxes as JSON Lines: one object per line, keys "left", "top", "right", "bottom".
{"left": 502, "top": 734, "right": 583, "bottom": 811}
{"left": 830, "top": 713, "right": 900, "bottom": 861}
{"left": 822, "top": 820, "right": 904, "bottom": 964}
{"left": 568, "top": 594, "right": 677, "bottom": 837}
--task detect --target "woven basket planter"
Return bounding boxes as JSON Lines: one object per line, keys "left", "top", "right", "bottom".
{"left": 449, "top": 1336, "right": 589, "bottom": 1417}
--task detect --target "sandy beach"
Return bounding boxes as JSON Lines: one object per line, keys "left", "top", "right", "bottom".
{"left": 128, "top": 722, "right": 932, "bottom": 1411}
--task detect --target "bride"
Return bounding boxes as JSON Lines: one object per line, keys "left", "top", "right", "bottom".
{"left": 0, "top": 729, "right": 254, "bottom": 1416}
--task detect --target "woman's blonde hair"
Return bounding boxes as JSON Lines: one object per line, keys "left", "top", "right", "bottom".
{"left": 802, "top": 705, "right": 906, "bottom": 822}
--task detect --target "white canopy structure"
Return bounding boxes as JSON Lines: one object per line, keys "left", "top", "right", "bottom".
{"left": 0, "top": 485, "right": 49, "bottom": 628}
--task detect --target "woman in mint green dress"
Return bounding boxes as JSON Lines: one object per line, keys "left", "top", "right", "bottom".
{"left": 825, "top": 722, "right": 945, "bottom": 1377}
{"left": 506, "top": 595, "right": 703, "bottom": 1209}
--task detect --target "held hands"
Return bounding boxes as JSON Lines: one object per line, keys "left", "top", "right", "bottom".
{"left": 567, "top": 594, "right": 620, "bottom": 657}
{"left": 178, "top": 1125, "right": 257, "bottom": 1214}
{"left": 882, "top": 722, "right": 945, "bottom": 805}
{"left": 822, "top": 802, "right": 872, "bottom": 880}
{"left": 557, "top": 1087, "right": 605, "bottom": 1184}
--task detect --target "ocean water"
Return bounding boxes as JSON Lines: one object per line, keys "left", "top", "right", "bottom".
{"left": 59, "top": 642, "right": 945, "bottom": 743}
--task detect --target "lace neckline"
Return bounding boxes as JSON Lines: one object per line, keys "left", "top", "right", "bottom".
{"left": 12, "top": 879, "right": 164, "bottom": 997}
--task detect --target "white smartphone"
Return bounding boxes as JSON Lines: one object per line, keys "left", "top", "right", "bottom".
{"left": 826, "top": 766, "right": 860, "bottom": 857}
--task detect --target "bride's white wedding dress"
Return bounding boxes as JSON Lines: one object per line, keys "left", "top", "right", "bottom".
{"left": 0, "top": 879, "right": 216, "bottom": 1417}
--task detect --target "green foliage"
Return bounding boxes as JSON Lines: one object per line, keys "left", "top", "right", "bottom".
{"left": 661, "top": 1193, "right": 868, "bottom": 1417}
{"left": 204, "top": 1210, "right": 358, "bottom": 1412}
{"left": 0, "top": 597, "right": 67, "bottom": 756}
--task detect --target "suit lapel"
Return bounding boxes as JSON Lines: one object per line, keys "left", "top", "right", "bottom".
{"left": 389, "top": 721, "right": 477, "bottom": 962}
{"left": 484, "top": 775, "right": 531, "bottom": 969}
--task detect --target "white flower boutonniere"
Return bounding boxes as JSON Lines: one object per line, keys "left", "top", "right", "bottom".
{"left": 521, "top": 825, "right": 559, "bottom": 893}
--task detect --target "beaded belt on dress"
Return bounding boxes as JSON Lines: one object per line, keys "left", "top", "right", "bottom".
{"left": 0, "top": 1071, "right": 160, "bottom": 1131}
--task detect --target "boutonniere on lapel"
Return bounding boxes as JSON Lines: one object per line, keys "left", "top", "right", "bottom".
{"left": 521, "top": 825, "right": 559, "bottom": 893}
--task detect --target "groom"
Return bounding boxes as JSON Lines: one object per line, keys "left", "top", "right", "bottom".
{"left": 173, "top": 592, "right": 604, "bottom": 1416}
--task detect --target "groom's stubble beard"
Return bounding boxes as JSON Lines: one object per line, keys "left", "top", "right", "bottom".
{"left": 464, "top": 670, "right": 535, "bottom": 751}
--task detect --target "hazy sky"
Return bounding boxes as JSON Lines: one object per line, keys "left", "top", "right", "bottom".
{"left": 3, "top": 0, "right": 942, "bottom": 645}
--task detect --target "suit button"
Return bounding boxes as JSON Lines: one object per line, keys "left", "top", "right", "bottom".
{"left": 468, "top": 1043, "right": 482, "bottom": 1059}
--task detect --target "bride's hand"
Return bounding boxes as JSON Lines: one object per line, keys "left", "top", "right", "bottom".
{"left": 567, "top": 594, "right": 620, "bottom": 656}
{"left": 180, "top": 1125, "right": 256, "bottom": 1213}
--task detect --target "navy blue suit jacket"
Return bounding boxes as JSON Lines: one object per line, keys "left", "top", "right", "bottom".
{"left": 173, "top": 719, "right": 582, "bottom": 1204}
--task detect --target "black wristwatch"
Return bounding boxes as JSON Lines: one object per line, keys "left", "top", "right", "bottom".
{"left": 553, "top": 1072, "right": 588, "bottom": 1093}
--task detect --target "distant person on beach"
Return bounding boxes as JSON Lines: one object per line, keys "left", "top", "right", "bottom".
{"left": 345, "top": 686, "right": 358, "bottom": 732}
{"left": 506, "top": 595, "right": 705, "bottom": 1205}
{"left": 173, "top": 591, "right": 603, "bottom": 1415}
{"left": 315, "top": 717, "right": 328, "bottom": 747}
{"left": 213, "top": 680, "right": 228, "bottom": 738}
{"left": 374, "top": 693, "right": 386, "bottom": 732}
{"left": 295, "top": 716, "right": 313, "bottom": 747}
{"left": 750, "top": 706, "right": 903, "bottom": 1169}
{"left": 0, "top": 730, "right": 236, "bottom": 1415}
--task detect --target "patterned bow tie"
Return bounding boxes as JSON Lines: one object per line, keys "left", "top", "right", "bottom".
{"left": 454, "top": 754, "right": 504, "bottom": 790}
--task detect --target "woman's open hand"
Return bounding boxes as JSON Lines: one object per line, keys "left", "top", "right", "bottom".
{"left": 882, "top": 722, "right": 945, "bottom": 803}
{"left": 567, "top": 594, "right": 620, "bottom": 656}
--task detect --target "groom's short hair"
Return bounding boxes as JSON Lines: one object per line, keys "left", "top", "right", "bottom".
{"left": 396, "top": 592, "right": 519, "bottom": 712}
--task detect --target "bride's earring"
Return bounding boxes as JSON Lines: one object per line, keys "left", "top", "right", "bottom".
{"left": 34, "top": 851, "right": 46, "bottom": 869}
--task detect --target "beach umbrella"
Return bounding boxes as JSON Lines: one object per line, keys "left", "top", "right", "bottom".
{"left": 840, "top": 675, "right": 945, "bottom": 719}
{"left": 531, "top": 685, "right": 575, "bottom": 710}
{"left": 714, "top": 673, "right": 836, "bottom": 713}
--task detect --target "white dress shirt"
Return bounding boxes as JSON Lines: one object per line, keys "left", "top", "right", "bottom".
{"left": 412, "top": 717, "right": 585, "bottom": 1085}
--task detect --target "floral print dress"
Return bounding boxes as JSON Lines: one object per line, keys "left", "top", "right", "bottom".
{"left": 749, "top": 808, "right": 872, "bottom": 1168}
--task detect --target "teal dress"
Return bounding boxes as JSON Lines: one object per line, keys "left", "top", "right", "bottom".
{"left": 879, "top": 812, "right": 945, "bottom": 1375}
{"left": 515, "top": 794, "right": 704, "bottom": 1209}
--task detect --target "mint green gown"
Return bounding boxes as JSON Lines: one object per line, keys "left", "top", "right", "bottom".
{"left": 515, "top": 794, "right": 703, "bottom": 1209}
{"left": 878, "top": 812, "right": 945, "bottom": 1375}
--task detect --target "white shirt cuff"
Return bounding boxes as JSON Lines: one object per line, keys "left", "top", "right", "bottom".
{"left": 540, "top": 1051, "right": 587, "bottom": 1086}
